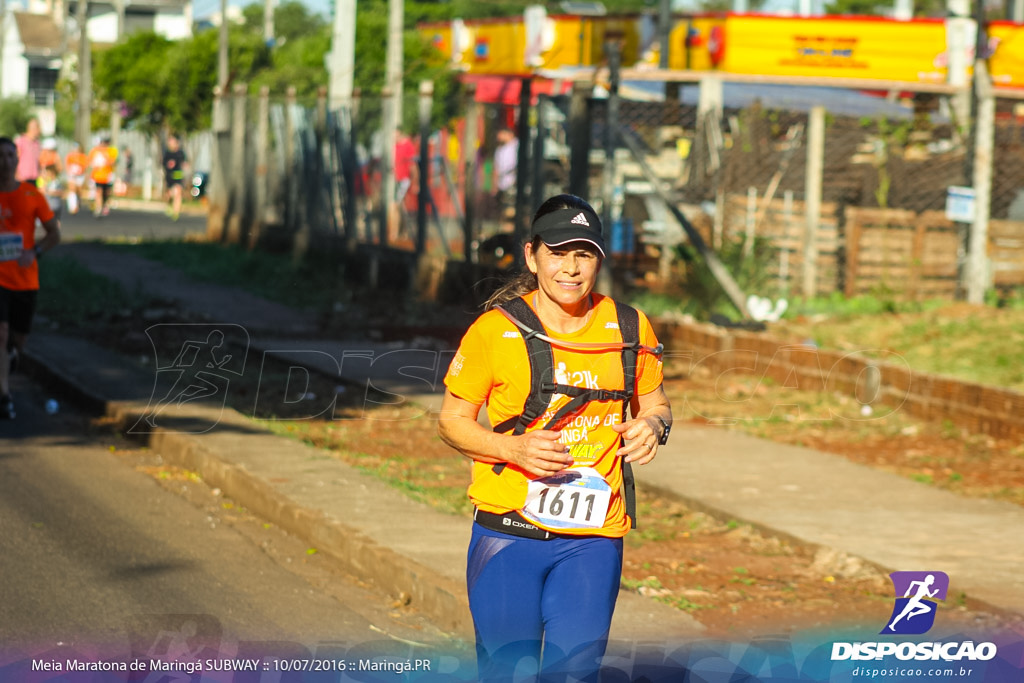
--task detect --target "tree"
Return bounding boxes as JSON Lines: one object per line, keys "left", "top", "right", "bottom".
{"left": 93, "top": 28, "right": 270, "bottom": 133}
{"left": 0, "top": 97, "right": 36, "bottom": 138}
{"left": 242, "top": 0, "right": 327, "bottom": 45}
{"left": 91, "top": 32, "right": 173, "bottom": 133}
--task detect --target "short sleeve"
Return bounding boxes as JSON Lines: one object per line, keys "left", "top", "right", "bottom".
{"left": 444, "top": 321, "right": 494, "bottom": 407}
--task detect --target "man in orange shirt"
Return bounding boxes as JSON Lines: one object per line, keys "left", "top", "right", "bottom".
{"left": 0, "top": 136, "right": 61, "bottom": 419}
{"left": 87, "top": 137, "right": 118, "bottom": 217}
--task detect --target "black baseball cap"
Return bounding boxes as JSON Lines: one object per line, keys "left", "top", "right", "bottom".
{"left": 531, "top": 207, "right": 606, "bottom": 257}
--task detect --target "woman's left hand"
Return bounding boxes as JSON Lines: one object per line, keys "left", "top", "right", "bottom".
{"left": 612, "top": 416, "right": 662, "bottom": 465}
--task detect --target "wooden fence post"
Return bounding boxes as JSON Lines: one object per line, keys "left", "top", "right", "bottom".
{"left": 803, "top": 105, "right": 825, "bottom": 298}
{"left": 568, "top": 80, "right": 592, "bottom": 200}
{"left": 206, "top": 86, "right": 229, "bottom": 242}
{"left": 462, "top": 82, "right": 479, "bottom": 261}
{"left": 416, "top": 80, "right": 433, "bottom": 256}
{"left": 967, "top": 61, "right": 995, "bottom": 304}
{"left": 226, "top": 82, "right": 248, "bottom": 245}
{"left": 250, "top": 86, "right": 271, "bottom": 250}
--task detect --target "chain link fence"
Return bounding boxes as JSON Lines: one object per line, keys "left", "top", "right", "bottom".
{"left": 203, "top": 79, "right": 1024, "bottom": 308}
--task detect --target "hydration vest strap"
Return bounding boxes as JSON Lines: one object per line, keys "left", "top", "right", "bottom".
{"left": 491, "top": 297, "right": 645, "bottom": 527}
{"left": 614, "top": 301, "right": 641, "bottom": 529}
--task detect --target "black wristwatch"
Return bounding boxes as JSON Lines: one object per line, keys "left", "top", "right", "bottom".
{"left": 655, "top": 415, "right": 671, "bottom": 445}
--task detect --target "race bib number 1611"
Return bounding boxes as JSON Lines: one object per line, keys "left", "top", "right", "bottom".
{"left": 521, "top": 467, "right": 611, "bottom": 530}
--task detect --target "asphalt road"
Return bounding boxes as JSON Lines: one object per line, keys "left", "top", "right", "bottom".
{"left": 58, "top": 200, "right": 207, "bottom": 242}
{"left": 0, "top": 370, "right": 459, "bottom": 662}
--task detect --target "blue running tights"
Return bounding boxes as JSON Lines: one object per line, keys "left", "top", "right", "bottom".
{"left": 466, "top": 523, "right": 623, "bottom": 682}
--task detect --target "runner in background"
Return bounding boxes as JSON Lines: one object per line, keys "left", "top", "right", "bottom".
{"left": 64, "top": 142, "right": 88, "bottom": 214}
{"left": 162, "top": 135, "right": 188, "bottom": 220}
{"left": 390, "top": 131, "right": 418, "bottom": 240}
{"left": 87, "top": 137, "right": 118, "bottom": 217}
{"left": 38, "top": 139, "right": 61, "bottom": 177}
{"left": 0, "top": 136, "right": 61, "bottom": 419}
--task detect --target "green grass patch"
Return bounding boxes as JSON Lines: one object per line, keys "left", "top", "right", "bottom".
{"left": 104, "top": 240, "right": 343, "bottom": 312}
{"left": 38, "top": 254, "right": 150, "bottom": 325}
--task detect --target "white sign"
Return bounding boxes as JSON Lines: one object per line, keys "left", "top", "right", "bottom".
{"left": 946, "top": 185, "right": 976, "bottom": 223}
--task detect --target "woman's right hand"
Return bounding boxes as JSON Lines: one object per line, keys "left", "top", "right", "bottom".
{"left": 507, "top": 429, "right": 574, "bottom": 477}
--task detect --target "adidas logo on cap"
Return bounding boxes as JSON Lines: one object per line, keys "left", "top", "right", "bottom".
{"left": 570, "top": 212, "right": 590, "bottom": 227}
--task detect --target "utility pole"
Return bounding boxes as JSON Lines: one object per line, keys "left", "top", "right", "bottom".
{"left": 263, "top": 0, "right": 274, "bottom": 45}
{"left": 110, "top": 0, "right": 125, "bottom": 147}
{"left": 386, "top": 0, "right": 403, "bottom": 125}
{"left": 75, "top": 0, "right": 91, "bottom": 148}
{"left": 0, "top": 0, "right": 7, "bottom": 99}
{"left": 327, "top": 0, "right": 355, "bottom": 109}
{"left": 215, "top": 0, "right": 229, "bottom": 126}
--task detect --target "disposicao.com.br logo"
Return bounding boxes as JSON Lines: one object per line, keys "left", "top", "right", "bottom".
{"left": 831, "top": 571, "right": 998, "bottom": 663}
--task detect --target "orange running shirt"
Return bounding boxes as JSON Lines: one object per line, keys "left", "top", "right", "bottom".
{"left": 0, "top": 182, "right": 55, "bottom": 291}
{"left": 88, "top": 146, "right": 118, "bottom": 184}
{"left": 444, "top": 292, "right": 664, "bottom": 537}
{"left": 66, "top": 151, "right": 88, "bottom": 177}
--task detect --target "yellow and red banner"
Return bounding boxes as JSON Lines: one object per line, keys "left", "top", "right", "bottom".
{"left": 420, "top": 12, "right": 1024, "bottom": 90}
{"left": 718, "top": 15, "right": 950, "bottom": 83}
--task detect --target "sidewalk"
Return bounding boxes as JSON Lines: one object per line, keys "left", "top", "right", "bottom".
{"left": 26, "top": 243, "right": 1024, "bottom": 641}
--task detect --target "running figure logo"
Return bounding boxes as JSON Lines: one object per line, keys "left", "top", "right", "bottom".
{"left": 881, "top": 570, "right": 949, "bottom": 635}
{"left": 131, "top": 324, "right": 249, "bottom": 434}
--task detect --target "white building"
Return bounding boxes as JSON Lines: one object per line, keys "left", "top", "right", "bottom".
{"left": 0, "top": 11, "right": 63, "bottom": 106}
{"left": 0, "top": 0, "right": 192, "bottom": 121}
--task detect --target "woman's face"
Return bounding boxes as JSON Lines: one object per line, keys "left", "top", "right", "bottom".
{"left": 526, "top": 240, "right": 601, "bottom": 312}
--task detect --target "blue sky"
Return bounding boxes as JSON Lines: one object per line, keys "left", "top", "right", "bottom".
{"left": 192, "top": 0, "right": 332, "bottom": 21}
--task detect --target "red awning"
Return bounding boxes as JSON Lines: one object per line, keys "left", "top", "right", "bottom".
{"left": 461, "top": 74, "right": 574, "bottom": 106}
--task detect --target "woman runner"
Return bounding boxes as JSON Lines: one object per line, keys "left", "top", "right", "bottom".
{"left": 438, "top": 194, "right": 672, "bottom": 682}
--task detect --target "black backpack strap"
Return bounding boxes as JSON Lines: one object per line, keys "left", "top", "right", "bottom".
{"left": 491, "top": 298, "right": 554, "bottom": 437}
{"left": 491, "top": 298, "right": 555, "bottom": 475}
{"left": 614, "top": 301, "right": 641, "bottom": 529}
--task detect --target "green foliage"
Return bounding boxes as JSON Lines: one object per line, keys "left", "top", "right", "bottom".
{"left": 0, "top": 97, "right": 36, "bottom": 138}
{"left": 242, "top": 1, "right": 327, "bottom": 45}
{"left": 675, "top": 236, "right": 781, "bottom": 319}
{"left": 826, "top": 0, "right": 947, "bottom": 16}
{"left": 782, "top": 291, "right": 943, "bottom": 319}
{"left": 90, "top": 0, "right": 459, "bottom": 136}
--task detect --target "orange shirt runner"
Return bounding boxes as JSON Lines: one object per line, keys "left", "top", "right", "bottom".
{"left": 88, "top": 145, "right": 118, "bottom": 185}
{"left": 444, "top": 292, "right": 664, "bottom": 538}
{"left": 66, "top": 150, "right": 88, "bottom": 178}
{"left": 0, "top": 182, "right": 55, "bottom": 290}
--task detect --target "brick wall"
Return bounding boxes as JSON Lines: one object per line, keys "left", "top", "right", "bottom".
{"left": 652, "top": 318, "right": 1024, "bottom": 440}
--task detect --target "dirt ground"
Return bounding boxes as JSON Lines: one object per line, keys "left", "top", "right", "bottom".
{"left": 65, "top": 304, "right": 1024, "bottom": 641}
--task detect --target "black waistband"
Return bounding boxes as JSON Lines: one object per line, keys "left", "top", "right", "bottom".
{"left": 473, "top": 508, "right": 557, "bottom": 540}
